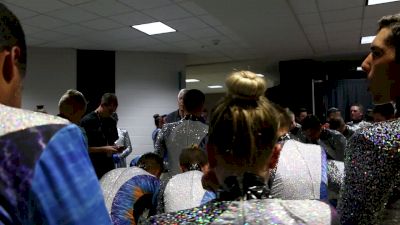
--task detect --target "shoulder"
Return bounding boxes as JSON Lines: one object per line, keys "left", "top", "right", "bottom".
{"left": 285, "top": 139, "right": 322, "bottom": 153}
{"left": 353, "top": 119, "right": 400, "bottom": 150}
{"left": 0, "top": 104, "right": 68, "bottom": 136}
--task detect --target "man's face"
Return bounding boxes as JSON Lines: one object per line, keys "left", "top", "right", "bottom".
{"left": 103, "top": 103, "right": 117, "bottom": 117}
{"left": 178, "top": 93, "right": 184, "bottom": 110}
{"left": 298, "top": 112, "right": 307, "bottom": 123}
{"left": 362, "top": 27, "right": 400, "bottom": 104}
{"left": 350, "top": 106, "right": 362, "bottom": 121}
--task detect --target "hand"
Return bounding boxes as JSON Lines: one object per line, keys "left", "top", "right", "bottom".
{"left": 115, "top": 145, "right": 127, "bottom": 152}
{"left": 104, "top": 145, "right": 119, "bottom": 154}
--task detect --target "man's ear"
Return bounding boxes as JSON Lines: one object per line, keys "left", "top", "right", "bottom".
{"left": 2, "top": 46, "right": 21, "bottom": 83}
{"left": 268, "top": 143, "right": 282, "bottom": 169}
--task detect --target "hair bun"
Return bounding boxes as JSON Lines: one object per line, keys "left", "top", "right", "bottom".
{"left": 226, "top": 71, "right": 267, "bottom": 100}
{"left": 153, "top": 114, "right": 160, "bottom": 119}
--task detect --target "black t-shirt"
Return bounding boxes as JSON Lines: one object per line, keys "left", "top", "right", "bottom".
{"left": 80, "top": 111, "right": 118, "bottom": 178}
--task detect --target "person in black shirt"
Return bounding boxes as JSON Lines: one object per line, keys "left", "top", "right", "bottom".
{"left": 81, "top": 93, "right": 122, "bottom": 179}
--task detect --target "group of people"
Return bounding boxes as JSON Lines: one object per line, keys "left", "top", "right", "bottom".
{"left": 1, "top": 2, "right": 400, "bottom": 224}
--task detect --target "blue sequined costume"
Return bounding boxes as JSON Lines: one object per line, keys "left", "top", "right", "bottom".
{"left": 0, "top": 104, "right": 111, "bottom": 225}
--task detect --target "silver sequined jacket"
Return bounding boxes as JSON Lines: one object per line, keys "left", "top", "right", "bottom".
{"left": 154, "top": 118, "right": 208, "bottom": 175}
{"left": 338, "top": 119, "right": 400, "bottom": 225}
{"left": 114, "top": 128, "right": 133, "bottom": 168}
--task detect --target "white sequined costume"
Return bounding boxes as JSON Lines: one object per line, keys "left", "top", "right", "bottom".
{"left": 154, "top": 116, "right": 208, "bottom": 175}
{"left": 338, "top": 119, "right": 400, "bottom": 224}
{"left": 270, "top": 139, "right": 327, "bottom": 200}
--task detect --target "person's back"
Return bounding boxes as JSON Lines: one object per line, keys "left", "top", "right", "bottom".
{"left": 0, "top": 104, "right": 111, "bottom": 224}
{"left": 270, "top": 139, "right": 327, "bottom": 200}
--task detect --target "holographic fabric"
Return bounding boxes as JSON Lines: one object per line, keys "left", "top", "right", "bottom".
{"left": 339, "top": 119, "right": 400, "bottom": 225}
{"left": 0, "top": 104, "right": 111, "bottom": 225}
{"left": 113, "top": 128, "right": 133, "bottom": 168}
{"left": 144, "top": 199, "right": 337, "bottom": 224}
{"left": 154, "top": 117, "right": 208, "bottom": 175}
{"left": 270, "top": 139, "right": 325, "bottom": 200}
{"left": 100, "top": 167, "right": 160, "bottom": 225}
{"left": 163, "top": 170, "right": 215, "bottom": 213}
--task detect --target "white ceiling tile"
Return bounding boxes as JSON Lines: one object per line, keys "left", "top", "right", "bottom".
{"left": 60, "top": 0, "right": 95, "bottom": 5}
{"left": 22, "top": 24, "right": 43, "bottom": 35}
{"left": 2, "top": 3, "right": 38, "bottom": 19}
{"left": 47, "top": 6, "right": 98, "bottom": 23}
{"left": 324, "top": 20, "right": 362, "bottom": 32}
{"left": 79, "top": 0, "right": 133, "bottom": 16}
{"left": 143, "top": 5, "right": 192, "bottom": 20}
{"left": 53, "top": 24, "right": 95, "bottom": 36}
{"left": 117, "top": 0, "right": 172, "bottom": 10}
{"left": 199, "top": 14, "right": 223, "bottom": 26}
{"left": 178, "top": 1, "right": 208, "bottom": 15}
{"left": 25, "top": 36, "right": 49, "bottom": 46}
{"left": 166, "top": 17, "right": 209, "bottom": 31}
{"left": 3, "top": 0, "right": 69, "bottom": 13}
{"left": 321, "top": 7, "right": 363, "bottom": 23}
{"left": 318, "top": 0, "right": 364, "bottom": 11}
{"left": 81, "top": 18, "right": 124, "bottom": 30}
{"left": 22, "top": 15, "right": 69, "bottom": 29}
{"left": 154, "top": 32, "right": 191, "bottom": 43}
{"left": 109, "top": 11, "right": 154, "bottom": 26}
{"left": 184, "top": 27, "right": 220, "bottom": 39}
{"left": 30, "top": 30, "right": 71, "bottom": 42}
{"left": 298, "top": 13, "right": 321, "bottom": 26}
{"left": 289, "top": 0, "right": 318, "bottom": 14}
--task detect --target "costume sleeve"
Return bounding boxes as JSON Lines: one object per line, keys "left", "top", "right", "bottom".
{"left": 30, "top": 124, "right": 112, "bottom": 225}
{"left": 154, "top": 125, "right": 168, "bottom": 159}
{"left": 338, "top": 131, "right": 398, "bottom": 225}
{"left": 119, "top": 130, "right": 132, "bottom": 159}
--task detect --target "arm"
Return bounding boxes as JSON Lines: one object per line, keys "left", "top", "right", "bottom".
{"left": 338, "top": 131, "right": 398, "bottom": 225}
{"left": 30, "top": 124, "right": 111, "bottom": 225}
{"left": 89, "top": 146, "right": 118, "bottom": 154}
{"left": 118, "top": 130, "right": 133, "bottom": 159}
{"left": 154, "top": 125, "right": 168, "bottom": 159}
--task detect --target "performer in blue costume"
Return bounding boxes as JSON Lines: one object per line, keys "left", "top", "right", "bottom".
{"left": 0, "top": 3, "right": 111, "bottom": 224}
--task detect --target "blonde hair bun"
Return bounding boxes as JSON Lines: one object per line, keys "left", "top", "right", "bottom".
{"left": 226, "top": 70, "right": 266, "bottom": 100}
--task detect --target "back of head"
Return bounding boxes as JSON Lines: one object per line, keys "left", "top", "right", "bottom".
{"left": 208, "top": 70, "right": 279, "bottom": 168}
{"left": 0, "top": 3, "right": 27, "bottom": 75}
{"left": 328, "top": 116, "right": 345, "bottom": 130}
{"left": 153, "top": 114, "right": 161, "bottom": 127}
{"left": 101, "top": 93, "right": 118, "bottom": 106}
{"left": 378, "top": 14, "right": 400, "bottom": 62}
{"left": 58, "top": 89, "right": 87, "bottom": 114}
{"left": 137, "top": 153, "right": 164, "bottom": 178}
{"left": 179, "top": 145, "right": 208, "bottom": 172}
{"left": 373, "top": 103, "right": 395, "bottom": 119}
{"left": 183, "top": 89, "right": 205, "bottom": 113}
{"left": 302, "top": 115, "right": 321, "bottom": 131}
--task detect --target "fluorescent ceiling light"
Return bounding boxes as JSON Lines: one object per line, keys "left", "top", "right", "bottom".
{"left": 361, "top": 35, "right": 375, "bottom": 44}
{"left": 367, "top": 0, "right": 400, "bottom": 5}
{"left": 208, "top": 85, "right": 223, "bottom": 89}
{"left": 357, "top": 66, "right": 363, "bottom": 71}
{"left": 256, "top": 74, "right": 264, "bottom": 77}
{"left": 131, "top": 22, "right": 176, "bottom": 35}
{"left": 186, "top": 79, "right": 200, "bottom": 83}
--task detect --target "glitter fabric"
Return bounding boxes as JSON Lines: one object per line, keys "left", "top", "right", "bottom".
{"left": 163, "top": 170, "right": 215, "bottom": 212}
{"left": 0, "top": 104, "right": 68, "bottom": 136}
{"left": 144, "top": 199, "right": 337, "bottom": 224}
{"left": 338, "top": 119, "right": 400, "bottom": 224}
{"left": 154, "top": 117, "right": 208, "bottom": 175}
{"left": 327, "top": 160, "right": 344, "bottom": 195}
{"left": 346, "top": 120, "right": 372, "bottom": 132}
{"left": 270, "top": 139, "right": 324, "bottom": 200}
{"left": 100, "top": 167, "right": 160, "bottom": 225}
{"left": 113, "top": 128, "right": 133, "bottom": 168}
{"left": 318, "top": 129, "right": 347, "bottom": 161}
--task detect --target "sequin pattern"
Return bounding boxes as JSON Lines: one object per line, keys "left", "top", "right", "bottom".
{"left": 0, "top": 104, "right": 68, "bottom": 136}
{"left": 154, "top": 119, "right": 208, "bottom": 175}
{"left": 144, "top": 199, "right": 336, "bottom": 224}
{"left": 338, "top": 119, "right": 400, "bottom": 224}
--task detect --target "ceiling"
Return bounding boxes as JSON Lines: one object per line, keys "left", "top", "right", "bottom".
{"left": 1, "top": 0, "right": 400, "bottom": 93}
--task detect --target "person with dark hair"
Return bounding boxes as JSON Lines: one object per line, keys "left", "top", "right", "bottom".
{"left": 155, "top": 89, "right": 208, "bottom": 176}
{"left": 339, "top": 13, "right": 400, "bottom": 224}
{"left": 100, "top": 153, "right": 162, "bottom": 225}
{"left": 327, "top": 107, "right": 341, "bottom": 121}
{"left": 81, "top": 93, "right": 122, "bottom": 179}
{"left": 58, "top": 89, "right": 88, "bottom": 124}
{"left": 346, "top": 103, "right": 372, "bottom": 131}
{"left": 373, "top": 103, "right": 395, "bottom": 122}
{"left": 165, "top": 89, "right": 187, "bottom": 123}
{"left": 302, "top": 115, "right": 346, "bottom": 161}
{"left": 157, "top": 145, "right": 213, "bottom": 213}
{"left": 328, "top": 116, "right": 355, "bottom": 140}
{"left": 151, "top": 113, "right": 165, "bottom": 146}
{"left": 0, "top": 3, "right": 111, "bottom": 224}
{"left": 147, "top": 71, "right": 338, "bottom": 224}
{"left": 295, "top": 107, "right": 308, "bottom": 125}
